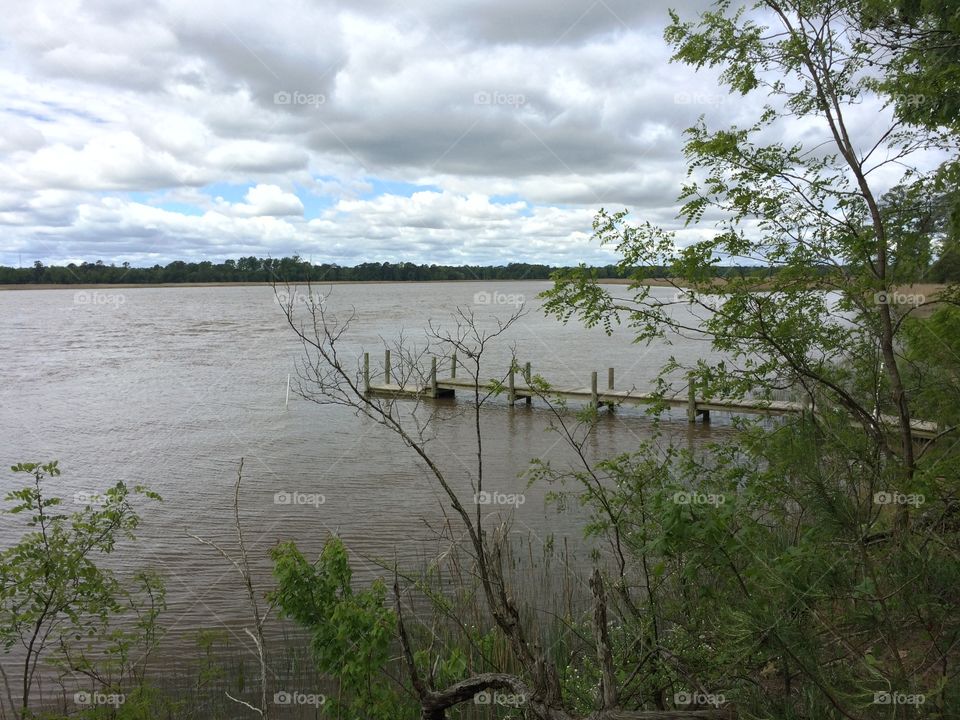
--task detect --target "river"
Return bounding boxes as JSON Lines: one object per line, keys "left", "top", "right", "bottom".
{"left": 0, "top": 280, "right": 730, "bottom": 710}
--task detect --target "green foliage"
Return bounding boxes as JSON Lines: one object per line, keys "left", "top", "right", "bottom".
{"left": 536, "top": 419, "right": 960, "bottom": 717}
{"left": 538, "top": 1, "right": 960, "bottom": 717}
{"left": 541, "top": 0, "right": 957, "bottom": 434}
{"left": 901, "top": 305, "right": 960, "bottom": 428}
{"left": 0, "top": 462, "right": 162, "bottom": 718}
{"left": 860, "top": 0, "right": 960, "bottom": 134}
{"left": 270, "top": 537, "right": 410, "bottom": 719}
{"left": 193, "top": 629, "right": 228, "bottom": 691}
{"left": 63, "top": 684, "right": 185, "bottom": 720}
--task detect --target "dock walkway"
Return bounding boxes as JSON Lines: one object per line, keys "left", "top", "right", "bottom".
{"left": 361, "top": 351, "right": 942, "bottom": 440}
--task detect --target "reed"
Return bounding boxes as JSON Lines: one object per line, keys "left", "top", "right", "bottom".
{"left": 161, "top": 531, "right": 598, "bottom": 717}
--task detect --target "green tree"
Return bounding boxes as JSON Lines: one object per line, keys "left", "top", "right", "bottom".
{"left": 537, "top": 0, "right": 960, "bottom": 716}
{"left": 544, "top": 0, "right": 959, "bottom": 504}
{"left": 270, "top": 537, "right": 405, "bottom": 720}
{"left": 860, "top": 0, "right": 960, "bottom": 134}
{"left": 0, "top": 462, "right": 161, "bottom": 718}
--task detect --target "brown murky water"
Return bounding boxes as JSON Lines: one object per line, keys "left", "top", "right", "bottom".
{"left": 1, "top": 281, "right": 733, "bottom": 709}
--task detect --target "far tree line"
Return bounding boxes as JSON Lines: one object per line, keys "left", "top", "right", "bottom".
{"left": 0, "top": 258, "right": 750, "bottom": 285}
{"left": 3, "top": 247, "right": 958, "bottom": 285}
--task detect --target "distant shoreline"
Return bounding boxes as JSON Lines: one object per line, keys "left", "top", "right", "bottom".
{"left": 0, "top": 279, "right": 947, "bottom": 297}
{"left": 0, "top": 278, "right": 639, "bottom": 291}
{"left": 0, "top": 279, "right": 541, "bottom": 291}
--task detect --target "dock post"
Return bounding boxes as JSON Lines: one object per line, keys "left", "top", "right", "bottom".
{"left": 608, "top": 367, "right": 614, "bottom": 390}
{"left": 430, "top": 356, "right": 437, "bottom": 398}
{"left": 687, "top": 371, "right": 697, "bottom": 423}
{"left": 591, "top": 370, "right": 598, "bottom": 409}
{"left": 508, "top": 364, "right": 516, "bottom": 405}
{"left": 451, "top": 351, "right": 457, "bottom": 379}
{"left": 525, "top": 361, "right": 532, "bottom": 404}
{"left": 364, "top": 352, "right": 370, "bottom": 393}
{"left": 385, "top": 349, "right": 391, "bottom": 385}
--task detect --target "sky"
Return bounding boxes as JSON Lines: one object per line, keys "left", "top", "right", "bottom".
{"left": 0, "top": 0, "right": 909, "bottom": 267}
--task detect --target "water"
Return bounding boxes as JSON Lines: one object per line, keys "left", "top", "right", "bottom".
{"left": 0, "top": 280, "right": 727, "bottom": 708}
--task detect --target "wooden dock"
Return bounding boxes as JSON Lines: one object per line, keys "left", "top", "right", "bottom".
{"left": 362, "top": 351, "right": 942, "bottom": 441}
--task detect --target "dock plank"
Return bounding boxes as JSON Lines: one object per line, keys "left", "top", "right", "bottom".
{"left": 366, "top": 370, "right": 946, "bottom": 441}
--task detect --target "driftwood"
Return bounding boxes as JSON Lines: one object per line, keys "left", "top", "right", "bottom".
{"left": 393, "top": 569, "right": 734, "bottom": 720}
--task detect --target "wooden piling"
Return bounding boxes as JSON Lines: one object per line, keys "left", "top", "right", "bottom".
{"left": 608, "top": 367, "right": 614, "bottom": 390}
{"left": 451, "top": 351, "right": 457, "bottom": 379}
{"left": 430, "top": 357, "right": 437, "bottom": 397}
{"left": 358, "top": 351, "right": 940, "bottom": 440}
{"left": 525, "top": 362, "right": 532, "bottom": 404}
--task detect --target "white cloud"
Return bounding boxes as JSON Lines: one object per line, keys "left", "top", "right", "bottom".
{"left": 16, "top": 132, "right": 210, "bottom": 190}
{"left": 0, "top": 0, "right": 930, "bottom": 267}
{"left": 227, "top": 184, "right": 305, "bottom": 217}
{"left": 205, "top": 141, "right": 309, "bottom": 174}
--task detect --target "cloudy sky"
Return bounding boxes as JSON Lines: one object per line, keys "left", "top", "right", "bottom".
{"left": 0, "top": 0, "right": 906, "bottom": 267}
